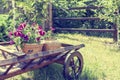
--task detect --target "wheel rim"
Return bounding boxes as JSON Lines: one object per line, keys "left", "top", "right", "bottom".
{"left": 64, "top": 51, "right": 83, "bottom": 79}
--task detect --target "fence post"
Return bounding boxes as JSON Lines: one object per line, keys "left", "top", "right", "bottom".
{"left": 45, "top": 2, "right": 53, "bottom": 31}
{"left": 113, "top": 23, "right": 119, "bottom": 42}
{"left": 49, "top": 2, "right": 53, "bottom": 28}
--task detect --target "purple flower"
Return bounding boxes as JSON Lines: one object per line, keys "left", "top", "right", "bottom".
{"left": 36, "top": 37, "right": 41, "bottom": 42}
{"left": 23, "top": 35, "right": 29, "bottom": 41}
{"left": 20, "top": 33, "right": 25, "bottom": 38}
{"left": 9, "top": 40, "right": 15, "bottom": 45}
{"left": 32, "top": 22, "right": 36, "bottom": 27}
{"left": 39, "top": 30, "right": 46, "bottom": 36}
{"left": 14, "top": 31, "right": 22, "bottom": 37}
{"left": 38, "top": 25, "right": 43, "bottom": 30}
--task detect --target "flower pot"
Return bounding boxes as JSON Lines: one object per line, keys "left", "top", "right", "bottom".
{"left": 22, "top": 43, "right": 43, "bottom": 54}
{"left": 43, "top": 40, "right": 61, "bottom": 51}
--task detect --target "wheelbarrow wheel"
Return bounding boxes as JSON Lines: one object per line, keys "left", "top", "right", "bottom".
{"left": 63, "top": 51, "right": 83, "bottom": 80}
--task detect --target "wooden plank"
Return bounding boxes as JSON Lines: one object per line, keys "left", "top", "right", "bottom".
{"left": 52, "top": 6, "right": 104, "bottom": 10}
{"left": 3, "top": 64, "right": 14, "bottom": 75}
{"left": 68, "top": 6, "right": 104, "bottom": 10}
{"left": 0, "top": 44, "right": 85, "bottom": 66}
{"left": 54, "top": 17, "right": 100, "bottom": 20}
{"left": 0, "top": 42, "right": 10, "bottom": 45}
{"left": 0, "top": 55, "right": 62, "bottom": 79}
{"left": 55, "top": 28, "right": 115, "bottom": 32}
{"left": 0, "top": 50, "right": 72, "bottom": 79}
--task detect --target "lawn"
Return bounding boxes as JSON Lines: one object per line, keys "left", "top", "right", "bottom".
{"left": 3, "top": 33, "right": 120, "bottom": 80}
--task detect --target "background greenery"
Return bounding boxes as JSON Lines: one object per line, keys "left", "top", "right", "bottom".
{"left": 0, "top": 0, "right": 120, "bottom": 41}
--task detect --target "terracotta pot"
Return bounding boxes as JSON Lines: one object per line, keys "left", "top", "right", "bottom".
{"left": 43, "top": 40, "right": 61, "bottom": 51}
{"left": 22, "top": 43, "right": 43, "bottom": 54}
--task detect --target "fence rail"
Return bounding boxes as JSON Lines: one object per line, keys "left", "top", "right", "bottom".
{"left": 54, "top": 17, "right": 100, "bottom": 20}
{"left": 47, "top": 3, "right": 119, "bottom": 42}
{"left": 55, "top": 28, "right": 115, "bottom": 32}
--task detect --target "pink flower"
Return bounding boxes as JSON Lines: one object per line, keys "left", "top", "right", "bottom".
{"left": 14, "top": 31, "right": 22, "bottom": 37}
{"left": 9, "top": 40, "right": 15, "bottom": 45}
{"left": 36, "top": 37, "right": 41, "bottom": 42}
{"left": 38, "top": 25, "right": 43, "bottom": 30}
{"left": 50, "top": 27, "right": 55, "bottom": 31}
{"left": 8, "top": 31, "right": 13, "bottom": 38}
{"left": 17, "top": 22, "right": 26, "bottom": 30}
{"left": 32, "top": 22, "right": 36, "bottom": 27}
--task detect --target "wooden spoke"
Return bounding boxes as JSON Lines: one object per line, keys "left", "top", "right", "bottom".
{"left": 63, "top": 51, "right": 83, "bottom": 80}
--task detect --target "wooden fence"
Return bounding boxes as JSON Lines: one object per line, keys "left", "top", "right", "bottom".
{"left": 47, "top": 3, "right": 119, "bottom": 42}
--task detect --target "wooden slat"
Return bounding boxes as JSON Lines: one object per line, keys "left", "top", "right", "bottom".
{"left": 0, "top": 50, "right": 71, "bottom": 79}
{"left": 0, "top": 42, "right": 10, "bottom": 45}
{"left": 68, "top": 6, "right": 104, "bottom": 10}
{"left": 56, "top": 28, "right": 115, "bottom": 32}
{"left": 54, "top": 17, "right": 100, "bottom": 20}
{"left": 0, "top": 44, "right": 85, "bottom": 66}
{"left": 3, "top": 64, "right": 14, "bottom": 75}
{"left": 52, "top": 6, "right": 104, "bottom": 11}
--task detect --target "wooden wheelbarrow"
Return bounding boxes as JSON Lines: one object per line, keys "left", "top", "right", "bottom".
{"left": 0, "top": 43, "right": 85, "bottom": 80}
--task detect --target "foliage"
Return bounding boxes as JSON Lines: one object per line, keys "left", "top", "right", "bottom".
{"left": 0, "top": 14, "right": 9, "bottom": 41}
{"left": 52, "top": 0, "right": 120, "bottom": 37}
{"left": 2, "top": 0, "right": 50, "bottom": 30}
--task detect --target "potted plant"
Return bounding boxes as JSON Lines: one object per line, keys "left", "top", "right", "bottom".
{"left": 43, "top": 27, "right": 61, "bottom": 51}
{"left": 8, "top": 22, "right": 46, "bottom": 54}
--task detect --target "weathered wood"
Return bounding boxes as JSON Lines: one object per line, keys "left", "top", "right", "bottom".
{"left": 49, "top": 2, "right": 53, "bottom": 27}
{"left": 113, "top": 24, "right": 119, "bottom": 42}
{"left": 1, "top": 51, "right": 7, "bottom": 59}
{"left": 68, "top": 6, "right": 104, "bottom": 10}
{"left": 52, "top": 6, "right": 104, "bottom": 11}
{"left": 0, "top": 42, "right": 10, "bottom": 45}
{"left": 0, "top": 44, "right": 85, "bottom": 66}
{"left": 0, "top": 44, "right": 85, "bottom": 79}
{"left": 0, "top": 54, "right": 63, "bottom": 79}
{"left": 3, "top": 64, "right": 14, "bottom": 75}
{"left": 55, "top": 28, "right": 115, "bottom": 32}
{"left": 54, "top": 17, "right": 100, "bottom": 20}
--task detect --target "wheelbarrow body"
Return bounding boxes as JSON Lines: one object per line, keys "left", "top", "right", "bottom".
{"left": 0, "top": 43, "right": 85, "bottom": 80}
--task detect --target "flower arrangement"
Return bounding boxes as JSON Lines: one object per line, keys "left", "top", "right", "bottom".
{"left": 8, "top": 22, "right": 46, "bottom": 46}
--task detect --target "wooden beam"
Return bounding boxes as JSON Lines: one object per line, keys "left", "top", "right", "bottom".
{"left": 68, "top": 6, "right": 104, "bottom": 10}
{"left": 0, "top": 44, "right": 85, "bottom": 66}
{"left": 55, "top": 28, "right": 115, "bottom": 32}
{"left": 52, "top": 6, "right": 104, "bottom": 11}
{"left": 0, "top": 42, "right": 10, "bottom": 45}
{"left": 54, "top": 17, "right": 100, "bottom": 20}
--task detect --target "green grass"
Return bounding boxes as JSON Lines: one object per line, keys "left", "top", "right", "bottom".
{"left": 5, "top": 33, "right": 120, "bottom": 80}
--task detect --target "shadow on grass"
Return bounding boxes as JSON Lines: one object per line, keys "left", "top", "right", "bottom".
{"left": 29, "top": 64, "right": 98, "bottom": 80}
